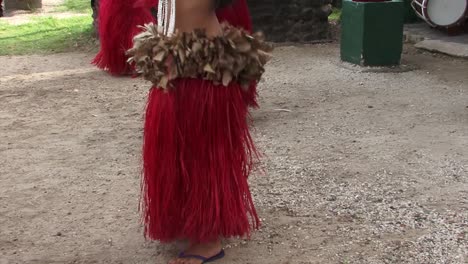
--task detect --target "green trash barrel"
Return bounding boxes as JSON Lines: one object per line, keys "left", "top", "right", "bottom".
{"left": 341, "top": 0, "right": 405, "bottom": 66}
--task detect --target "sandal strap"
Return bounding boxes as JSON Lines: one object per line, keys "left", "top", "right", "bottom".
{"left": 178, "top": 253, "right": 208, "bottom": 262}
{"left": 178, "top": 249, "right": 225, "bottom": 263}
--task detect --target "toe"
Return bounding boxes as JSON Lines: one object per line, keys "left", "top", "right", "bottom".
{"left": 175, "top": 258, "right": 201, "bottom": 264}
{"left": 167, "top": 258, "right": 178, "bottom": 264}
{"left": 181, "top": 258, "right": 191, "bottom": 264}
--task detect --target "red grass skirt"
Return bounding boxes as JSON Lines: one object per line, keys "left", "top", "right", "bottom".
{"left": 142, "top": 78, "right": 260, "bottom": 243}
{"left": 92, "top": 0, "right": 154, "bottom": 75}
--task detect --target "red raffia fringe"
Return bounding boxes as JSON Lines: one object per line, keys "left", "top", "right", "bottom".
{"left": 92, "top": 0, "right": 155, "bottom": 75}
{"left": 217, "top": 0, "right": 253, "bottom": 33}
{"left": 142, "top": 78, "right": 260, "bottom": 243}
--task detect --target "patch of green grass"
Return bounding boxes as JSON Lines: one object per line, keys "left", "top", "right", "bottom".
{"left": 329, "top": 8, "right": 342, "bottom": 21}
{"left": 56, "top": 0, "right": 92, "bottom": 13}
{"left": 0, "top": 16, "right": 95, "bottom": 56}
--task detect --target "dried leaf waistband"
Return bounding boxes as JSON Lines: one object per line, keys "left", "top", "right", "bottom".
{"left": 126, "top": 23, "right": 273, "bottom": 90}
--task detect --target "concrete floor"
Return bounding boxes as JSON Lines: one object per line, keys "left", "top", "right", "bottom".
{"left": 404, "top": 23, "right": 468, "bottom": 58}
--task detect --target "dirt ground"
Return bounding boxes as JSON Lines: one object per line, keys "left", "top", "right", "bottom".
{"left": 0, "top": 44, "right": 467, "bottom": 264}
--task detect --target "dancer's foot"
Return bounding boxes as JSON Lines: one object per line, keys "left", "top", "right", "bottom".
{"left": 168, "top": 240, "right": 223, "bottom": 264}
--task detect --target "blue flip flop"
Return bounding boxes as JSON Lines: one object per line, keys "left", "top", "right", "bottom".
{"left": 178, "top": 249, "right": 225, "bottom": 263}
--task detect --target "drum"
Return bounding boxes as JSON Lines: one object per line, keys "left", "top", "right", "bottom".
{"left": 412, "top": 0, "right": 468, "bottom": 30}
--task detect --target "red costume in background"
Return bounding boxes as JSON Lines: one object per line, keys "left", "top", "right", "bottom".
{"left": 93, "top": 0, "right": 267, "bottom": 243}
{"left": 92, "top": 0, "right": 155, "bottom": 75}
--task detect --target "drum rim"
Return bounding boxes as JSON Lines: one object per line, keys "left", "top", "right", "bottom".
{"left": 412, "top": 0, "right": 468, "bottom": 28}
{"left": 412, "top": 0, "right": 434, "bottom": 27}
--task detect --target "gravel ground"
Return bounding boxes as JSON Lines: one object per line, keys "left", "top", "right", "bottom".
{"left": 0, "top": 44, "right": 467, "bottom": 263}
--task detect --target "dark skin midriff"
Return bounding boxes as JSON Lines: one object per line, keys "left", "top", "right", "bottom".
{"left": 175, "top": 0, "right": 222, "bottom": 37}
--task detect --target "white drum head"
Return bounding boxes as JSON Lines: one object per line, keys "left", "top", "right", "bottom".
{"left": 427, "top": 0, "right": 468, "bottom": 26}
